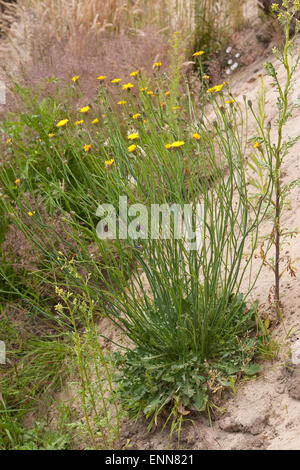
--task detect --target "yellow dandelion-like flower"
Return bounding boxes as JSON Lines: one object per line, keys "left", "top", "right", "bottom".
{"left": 80, "top": 106, "right": 90, "bottom": 113}
{"left": 147, "top": 90, "right": 154, "bottom": 96}
{"left": 193, "top": 50, "right": 204, "bottom": 57}
{"left": 48, "top": 133, "right": 55, "bottom": 138}
{"left": 130, "top": 70, "right": 139, "bottom": 77}
{"left": 192, "top": 133, "right": 201, "bottom": 140}
{"left": 203, "top": 74, "right": 210, "bottom": 80}
{"left": 122, "top": 82, "right": 134, "bottom": 91}
{"left": 91, "top": 118, "right": 99, "bottom": 124}
{"left": 118, "top": 100, "right": 127, "bottom": 105}
{"left": 165, "top": 91, "right": 170, "bottom": 96}
{"left": 105, "top": 158, "right": 114, "bottom": 167}
{"left": 128, "top": 133, "right": 139, "bottom": 140}
{"left": 225, "top": 99, "right": 235, "bottom": 104}
{"left": 140, "top": 87, "right": 148, "bottom": 92}
{"left": 128, "top": 144, "right": 137, "bottom": 152}
{"left": 75, "top": 120, "right": 84, "bottom": 126}
{"left": 111, "top": 78, "right": 122, "bottom": 84}
{"left": 28, "top": 211, "right": 36, "bottom": 217}
{"left": 6, "top": 138, "right": 12, "bottom": 144}
{"left": 56, "top": 119, "right": 69, "bottom": 128}
{"left": 253, "top": 142, "right": 261, "bottom": 149}
{"left": 132, "top": 113, "right": 141, "bottom": 120}
{"left": 72, "top": 75, "right": 79, "bottom": 83}
{"left": 84, "top": 144, "right": 92, "bottom": 152}
{"left": 214, "top": 84, "right": 224, "bottom": 92}
{"left": 97, "top": 75, "right": 107, "bottom": 81}
{"left": 154, "top": 61, "right": 162, "bottom": 68}
{"left": 15, "top": 178, "right": 21, "bottom": 186}
{"left": 165, "top": 141, "right": 185, "bottom": 149}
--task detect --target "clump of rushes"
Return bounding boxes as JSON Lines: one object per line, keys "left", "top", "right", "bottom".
{"left": 248, "top": 0, "right": 300, "bottom": 320}
{"left": 1, "top": 41, "right": 274, "bottom": 439}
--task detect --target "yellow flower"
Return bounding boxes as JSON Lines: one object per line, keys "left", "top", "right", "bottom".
{"left": 128, "top": 133, "right": 139, "bottom": 140}
{"left": 214, "top": 84, "right": 224, "bottom": 92}
{"left": 97, "top": 75, "right": 107, "bottom": 81}
{"left": 111, "top": 78, "right": 122, "bottom": 84}
{"left": 140, "top": 87, "right": 148, "bottom": 92}
{"left": 207, "top": 84, "right": 224, "bottom": 94}
{"left": 154, "top": 61, "right": 162, "bottom": 68}
{"left": 122, "top": 82, "right": 134, "bottom": 91}
{"left": 118, "top": 100, "right": 127, "bottom": 105}
{"left": 105, "top": 158, "right": 114, "bottom": 167}
{"left": 91, "top": 118, "right": 99, "bottom": 124}
{"left": 147, "top": 90, "right": 154, "bottom": 96}
{"left": 84, "top": 144, "right": 92, "bottom": 152}
{"left": 56, "top": 119, "right": 69, "bottom": 128}
{"left": 6, "top": 138, "right": 12, "bottom": 144}
{"left": 226, "top": 99, "right": 235, "bottom": 104}
{"left": 165, "top": 140, "right": 185, "bottom": 149}
{"left": 130, "top": 70, "right": 139, "bottom": 77}
{"left": 132, "top": 113, "right": 141, "bottom": 120}
{"left": 192, "top": 133, "right": 201, "bottom": 140}
{"left": 203, "top": 74, "right": 210, "bottom": 80}
{"left": 128, "top": 144, "right": 137, "bottom": 152}
{"left": 72, "top": 75, "right": 79, "bottom": 83}
{"left": 193, "top": 50, "right": 204, "bottom": 57}
{"left": 253, "top": 142, "right": 261, "bottom": 149}
{"left": 15, "top": 178, "right": 21, "bottom": 186}
{"left": 75, "top": 120, "right": 84, "bottom": 126}
{"left": 80, "top": 106, "right": 90, "bottom": 113}
{"left": 28, "top": 211, "right": 36, "bottom": 217}
{"left": 48, "top": 133, "right": 55, "bottom": 138}
{"left": 165, "top": 91, "right": 170, "bottom": 96}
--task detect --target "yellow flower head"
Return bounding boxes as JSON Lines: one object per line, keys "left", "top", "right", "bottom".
{"left": 253, "top": 142, "right": 261, "bottom": 149}
{"left": 118, "top": 100, "right": 127, "bottom": 105}
{"left": 132, "top": 113, "right": 141, "bottom": 120}
{"left": 130, "top": 70, "right": 139, "bottom": 78}
{"left": 147, "top": 90, "right": 154, "bottom": 96}
{"left": 140, "top": 87, "right": 148, "bottom": 92}
{"left": 72, "top": 75, "right": 79, "bottom": 83}
{"left": 91, "top": 118, "right": 99, "bottom": 124}
{"left": 75, "top": 120, "right": 84, "bottom": 126}
{"left": 97, "top": 75, "right": 107, "bottom": 81}
{"left": 84, "top": 144, "right": 92, "bottom": 152}
{"left": 128, "top": 144, "right": 137, "bottom": 152}
{"left": 105, "top": 158, "right": 114, "bottom": 167}
{"left": 192, "top": 133, "right": 201, "bottom": 140}
{"left": 193, "top": 50, "right": 204, "bottom": 57}
{"left": 165, "top": 91, "right": 170, "bottom": 96}
{"left": 226, "top": 99, "right": 235, "bottom": 104}
{"left": 128, "top": 133, "right": 139, "bottom": 140}
{"left": 165, "top": 141, "right": 185, "bottom": 149}
{"left": 111, "top": 78, "right": 122, "bottom": 84}
{"left": 207, "top": 84, "right": 224, "bottom": 94}
{"left": 203, "top": 74, "right": 210, "bottom": 80}
{"left": 6, "top": 138, "right": 12, "bottom": 144}
{"left": 48, "top": 133, "right": 55, "bottom": 138}
{"left": 28, "top": 211, "right": 36, "bottom": 217}
{"left": 122, "top": 82, "right": 134, "bottom": 91}
{"left": 80, "top": 106, "right": 90, "bottom": 113}
{"left": 56, "top": 119, "right": 69, "bottom": 128}
{"left": 15, "top": 178, "right": 21, "bottom": 186}
{"left": 154, "top": 61, "right": 162, "bottom": 68}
